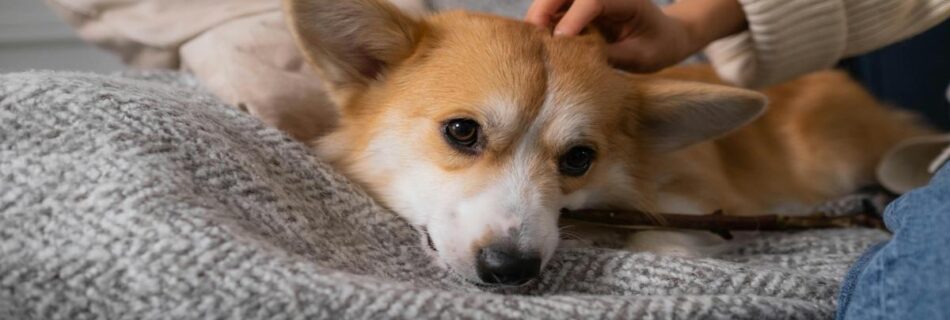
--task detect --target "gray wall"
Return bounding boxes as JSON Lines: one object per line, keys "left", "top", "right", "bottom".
{"left": 0, "top": 0, "right": 124, "bottom": 73}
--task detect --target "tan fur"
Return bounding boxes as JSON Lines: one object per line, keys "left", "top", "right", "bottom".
{"left": 653, "top": 65, "right": 928, "bottom": 214}
{"left": 284, "top": 0, "right": 928, "bottom": 279}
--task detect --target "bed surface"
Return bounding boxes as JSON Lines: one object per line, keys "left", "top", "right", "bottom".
{"left": 0, "top": 71, "right": 886, "bottom": 319}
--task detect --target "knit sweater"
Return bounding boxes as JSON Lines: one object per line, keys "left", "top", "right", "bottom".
{"left": 706, "top": 0, "right": 950, "bottom": 88}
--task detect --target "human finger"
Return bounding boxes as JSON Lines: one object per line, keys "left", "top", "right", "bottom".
{"left": 553, "top": 0, "right": 604, "bottom": 36}
{"left": 525, "top": 0, "right": 572, "bottom": 28}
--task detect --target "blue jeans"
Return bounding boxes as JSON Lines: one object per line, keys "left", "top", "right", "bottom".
{"left": 837, "top": 162, "right": 950, "bottom": 319}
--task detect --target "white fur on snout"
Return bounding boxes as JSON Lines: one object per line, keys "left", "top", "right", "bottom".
{"left": 362, "top": 125, "right": 560, "bottom": 281}
{"left": 454, "top": 159, "right": 552, "bottom": 248}
{"left": 431, "top": 141, "right": 563, "bottom": 282}
{"left": 456, "top": 186, "right": 521, "bottom": 242}
{"left": 422, "top": 163, "right": 560, "bottom": 281}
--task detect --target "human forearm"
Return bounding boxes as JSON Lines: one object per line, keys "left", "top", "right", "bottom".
{"left": 663, "top": 0, "right": 747, "bottom": 55}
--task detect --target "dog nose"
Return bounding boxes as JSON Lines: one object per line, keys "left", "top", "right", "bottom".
{"left": 476, "top": 246, "right": 541, "bottom": 285}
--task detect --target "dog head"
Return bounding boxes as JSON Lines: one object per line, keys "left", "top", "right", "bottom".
{"left": 285, "top": 0, "right": 765, "bottom": 286}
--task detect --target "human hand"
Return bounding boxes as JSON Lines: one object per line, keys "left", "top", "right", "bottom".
{"left": 525, "top": 0, "right": 746, "bottom": 72}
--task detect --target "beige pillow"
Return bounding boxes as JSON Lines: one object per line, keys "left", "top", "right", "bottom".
{"left": 46, "top": 0, "right": 279, "bottom": 68}
{"left": 877, "top": 134, "right": 950, "bottom": 194}
{"left": 179, "top": 11, "right": 337, "bottom": 141}
{"left": 46, "top": 0, "right": 341, "bottom": 141}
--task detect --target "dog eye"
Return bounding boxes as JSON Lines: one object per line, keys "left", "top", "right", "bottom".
{"left": 559, "top": 146, "right": 595, "bottom": 176}
{"left": 443, "top": 118, "right": 481, "bottom": 151}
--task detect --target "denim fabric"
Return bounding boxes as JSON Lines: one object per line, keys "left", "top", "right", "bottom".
{"left": 837, "top": 163, "right": 950, "bottom": 319}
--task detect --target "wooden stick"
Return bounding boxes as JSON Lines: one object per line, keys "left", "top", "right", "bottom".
{"left": 560, "top": 208, "right": 886, "bottom": 233}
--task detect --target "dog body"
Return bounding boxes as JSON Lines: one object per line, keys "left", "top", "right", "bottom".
{"left": 284, "top": 0, "right": 925, "bottom": 286}
{"left": 649, "top": 66, "right": 924, "bottom": 216}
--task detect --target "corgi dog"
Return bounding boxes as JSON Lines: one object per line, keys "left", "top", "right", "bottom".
{"left": 283, "top": 0, "right": 926, "bottom": 286}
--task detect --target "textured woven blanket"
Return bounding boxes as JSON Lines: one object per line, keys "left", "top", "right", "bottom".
{"left": 0, "top": 71, "right": 888, "bottom": 319}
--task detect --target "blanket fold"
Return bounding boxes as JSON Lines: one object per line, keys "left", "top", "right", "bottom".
{"left": 0, "top": 71, "right": 887, "bottom": 319}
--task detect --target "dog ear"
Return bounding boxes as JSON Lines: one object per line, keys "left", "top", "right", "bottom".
{"left": 284, "top": 0, "right": 421, "bottom": 97}
{"left": 634, "top": 78, "right": 768, "bottom": 152}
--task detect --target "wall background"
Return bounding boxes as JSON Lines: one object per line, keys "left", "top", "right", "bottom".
{"left": 0, "top": 0, "right": 124, "bottom": 73}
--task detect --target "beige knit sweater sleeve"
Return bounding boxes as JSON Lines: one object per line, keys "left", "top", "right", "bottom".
{"left": 704, "top": 0, "right": 950, "bottom": 88}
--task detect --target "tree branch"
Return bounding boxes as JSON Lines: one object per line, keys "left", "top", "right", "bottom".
{"left": 560, "top": 208, "right": 886, "bottom": 237}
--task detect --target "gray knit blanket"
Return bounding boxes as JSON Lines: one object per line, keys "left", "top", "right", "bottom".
{"left": 0, "top": 71, "right": 888, "bottom": 319}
